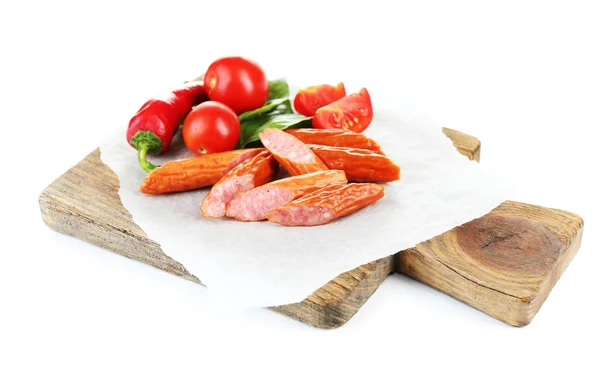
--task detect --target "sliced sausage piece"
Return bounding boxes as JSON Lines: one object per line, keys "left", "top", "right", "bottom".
{"left": 286, "top": 128, "right": 384, "bottom": 154}
{"left": 201, "top": 151, "right": 278, "bottom": 218}
{"left": 140, "top": 148, "right": 264, "bottom": 194}
{"left": 259, "top": 128, "right": 328, "bottom": 176}
{"left": 307, "top": 144, "right": 400, "bottom": 183}
{"left": 225, "top": 170, "right": 347, "bottom": 221}
{"left": 267, "top": 183, "right": 385, "bottom": 227}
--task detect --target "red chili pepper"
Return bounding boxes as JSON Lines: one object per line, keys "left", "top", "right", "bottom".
{"left": 126, "top": 81, "right": 208, "bottom": 172}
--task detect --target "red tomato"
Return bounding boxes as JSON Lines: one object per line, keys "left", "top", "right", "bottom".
{"left": 293, "top": 83, "right": 346, "bottom": 117}
{"left": 182, "top": 101, "right": 241, "bottom": 154}
{"left": 312, "top": 88, "right": 373, "bottom": 133}
{"left": 204, "top": 56, "right": 269, "bottom": 115}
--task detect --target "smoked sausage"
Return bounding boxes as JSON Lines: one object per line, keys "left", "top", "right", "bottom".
{"left": 307, "top": 145, "right": 400, "bottom": 183}
{"left": 267, "top": 183, "right": 384, "bottom": 226}
{"left": 201, "top": 150, "right": 278, "bottom": 218}
{"left": 225, "top": 170, "right": 347, "bottom": 221}
{"left": 140, "top": 148, "right": 264, "bottom": 194}
{"left": 259, "top": 128, "right": 328, "bottom": 176}
{"left": 286, "top": 128, "right": 384, "bottom": 154}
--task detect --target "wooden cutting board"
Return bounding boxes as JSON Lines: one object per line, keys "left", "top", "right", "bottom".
{"left": 38, "top": 128, "right": 583, "bottom": 328}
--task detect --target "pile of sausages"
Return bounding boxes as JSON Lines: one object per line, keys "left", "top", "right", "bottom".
{"left": 140, "top": 128, "right": 400, "bottom": 226}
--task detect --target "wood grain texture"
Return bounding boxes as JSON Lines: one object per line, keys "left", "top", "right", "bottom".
{"left": 394, "top": 128, "right": 583, "bottom": 326}
{"left": 270, "top": 256, "right": 394, "bottom": 328}
{"left": 442, "top": 127, "right": 481, "bottom": 161}
{"left": 397, "top": 202, "right": 583, "bottom": 326}
{"left": 38, "top": 150, "right": 200, "bottom": 284}
{"left": 38, "top": 128, "right": 582, "bottom": 328}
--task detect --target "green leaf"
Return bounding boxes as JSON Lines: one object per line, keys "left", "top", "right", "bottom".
{"left": 238, "top": 98, "right": 290, "bottom": 121}
{"left": 270, "top": 99, "right": 294, "bottom": 115}
{"left": 238, "top": 78, "right": 291, "bottom": 121}
{"left": 235, "top": 78, "right": 311, "bottom": 148}
{"left": 238, "top": 113, "right": 312, "bottom": 149}
{"left": 267, "top": 78, "right": 289, "bottom": 101}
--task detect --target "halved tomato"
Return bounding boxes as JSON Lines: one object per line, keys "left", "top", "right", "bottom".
{"left": 293, "top": 83, "right": 346, "bottom": 117}
{"left": 312, "top": 88, "right": 373, "bottom": 133}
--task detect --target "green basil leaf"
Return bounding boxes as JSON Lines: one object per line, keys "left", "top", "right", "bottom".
{"left": 237, "top": 78, "right": 291, "bottom": 121}
{"left": 238, "top": 113, "right": 312, "bottom": 149}
{"left": 263, "top": 99, "right": 293, "bottom": 116}
{"left": 238, "top": 98, "right": 290, "bottom": 121}
{"left": 235, "top": 78, "right": 309, "bottom": 148}
{"left": 267, "top": 78, "right": 289, "bottom": 101}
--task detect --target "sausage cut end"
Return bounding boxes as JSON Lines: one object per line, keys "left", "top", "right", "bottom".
{"left": 259, "top": 128, "right": 328, "bottom": 176}
{"left": 225, "top": 170, "right": 347, "bottom": 221}
{"left": 268, "top": 206, "right": 335, "bottom": 226}
{"left": 201, "top": 174, "right": 255, "bottom": 218}
{"left": 226, "top": 187, "right": 295, "bottom": 221}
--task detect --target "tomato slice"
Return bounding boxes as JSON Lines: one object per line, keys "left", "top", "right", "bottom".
{"left": 293, "top": 83, "right": 346, "bottom": 117}
{"left": 312, "top": 88, "right": 373, "bottom": 133}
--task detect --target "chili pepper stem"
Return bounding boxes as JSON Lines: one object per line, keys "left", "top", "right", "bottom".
{"left": 138, "top": 142, "right": 159, "bottom": 173}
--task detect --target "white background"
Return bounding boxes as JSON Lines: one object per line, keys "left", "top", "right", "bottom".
{"left": 1, "top": 1, "right": 599, "bottom": 369}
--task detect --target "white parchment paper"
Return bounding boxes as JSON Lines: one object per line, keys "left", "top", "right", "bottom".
{"left": 100, "top": 103, "right": 511, "bottom": 307}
